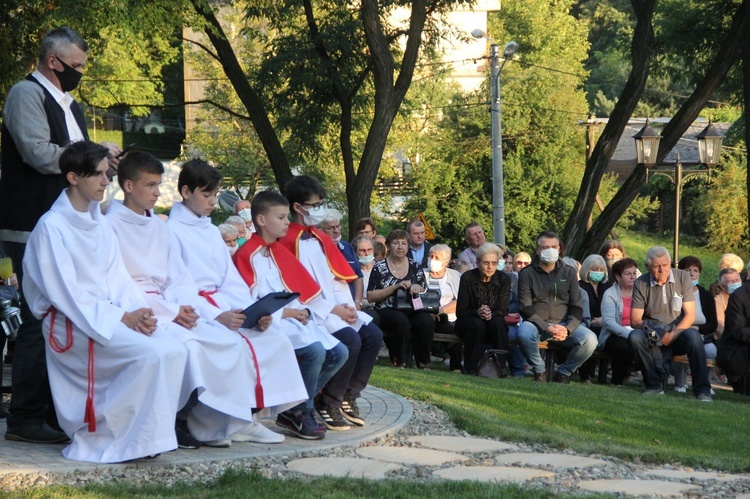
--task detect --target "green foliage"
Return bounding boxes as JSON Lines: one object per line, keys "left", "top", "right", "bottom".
{"left": 698, "top": 153, "right": 750, "bottom": 255}
{"left": 596, "top": 173, "right": 660, "bottom": 231}
{"left": 402, "top": 0, "right": 590, "bottom": 253}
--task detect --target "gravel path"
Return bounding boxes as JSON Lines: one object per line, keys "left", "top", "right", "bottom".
{"left": 1, "top": 398, "right": 749, "bottom": 497}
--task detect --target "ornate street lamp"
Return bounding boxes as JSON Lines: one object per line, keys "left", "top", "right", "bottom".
{"left": 695, "top": 120, "right": 723, "bottom": 166}
{"left": 633, "top": 118, "right": 661, "bottom": 167}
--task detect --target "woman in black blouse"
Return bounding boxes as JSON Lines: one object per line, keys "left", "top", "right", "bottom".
{"left": 455, "top": 243, "right": 511, "bottom": 374}
{"left": 367, "top": 229, "right": 435, "bottom": 368}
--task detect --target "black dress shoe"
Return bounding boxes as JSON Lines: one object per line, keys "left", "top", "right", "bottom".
{"left": 5, "top": 423, "right": 70, "bottom": 444}
{"left": 553, "top": 371, "right": 571, "bottom": 384}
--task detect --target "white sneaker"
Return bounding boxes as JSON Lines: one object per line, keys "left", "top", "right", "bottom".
{"left": 674, "top": 386, "right": 687, "bottom": 393}
{"left": 231, "top": 422, "right": 285, "bottom": 444}
{"left": 203, "top": 438, "right": 231, "bottom": 448}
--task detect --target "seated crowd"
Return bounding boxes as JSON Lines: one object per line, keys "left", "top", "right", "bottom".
{"left": 5, "top": 142, "right": 750, "bottom": 465}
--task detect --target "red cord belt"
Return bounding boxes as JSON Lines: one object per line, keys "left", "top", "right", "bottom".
{"left": 45, "top": 307, "right": 96, "bottom": 432}
{"left": 198, "top": 290, "right": 265, "bottom": 408}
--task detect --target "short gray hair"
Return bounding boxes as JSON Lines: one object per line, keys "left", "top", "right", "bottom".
{"left": 320, "top": 208, "right": 343, "bottom": 225}
{"left": 429, "top": 244, "right": 452, "bottom": 264}
{"left": 645, "top": 246, "right": 670, "bottom": 267}
{"left": 476, "top": 242, "right": 501, "bottom": 263}
{"left": 218, "top": 223, "right": 238, "bottom": 239}
{"left": 225, "top": 215, "right": 245, "bottom": 229}
{"left": 580, "top": 254, "right": 608, "bottom": 283}
{"left": 38, "top": 27, "right": 88, "bottom": 65}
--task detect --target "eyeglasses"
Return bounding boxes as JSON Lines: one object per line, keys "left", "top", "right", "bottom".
{"left": 514, "top": 261, "right": 530, "bottom": 267}
{"left": 300, "top": 201, "right": 325, "bottom": 210}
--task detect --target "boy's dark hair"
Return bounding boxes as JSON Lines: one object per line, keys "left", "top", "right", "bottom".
{"left": 284, "top": 175, "right": 326, "bottom": 208}
{"left": 59, "top": 141, "right": 110, "bottom": 182}
{"left": 117, "top": 151, "right": 164, "bottom": 189}
{"left": 178, "top": 158, "right": 221, "bottom": 195}
{"left": 251, "top": 191, "right": 289, "bottom": 226}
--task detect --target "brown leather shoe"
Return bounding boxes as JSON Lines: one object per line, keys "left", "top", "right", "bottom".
{"left": 533, "top": 372, "right": 546, "bottom": 382}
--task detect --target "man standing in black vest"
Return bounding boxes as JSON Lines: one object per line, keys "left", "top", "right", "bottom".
{"left": 0, "top": 27, "right": 122, "bottom": 443}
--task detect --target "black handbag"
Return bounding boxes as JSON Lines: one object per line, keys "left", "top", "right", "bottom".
{"left": 476, "top": 349, "right": 510, "bottom": 378}
{"left": 394, "top": 287, "right": 441, "bottom": 314}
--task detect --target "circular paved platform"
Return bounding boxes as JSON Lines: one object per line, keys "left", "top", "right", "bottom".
{"left": 0, "top": 386, "right": 412, "bottom": 476}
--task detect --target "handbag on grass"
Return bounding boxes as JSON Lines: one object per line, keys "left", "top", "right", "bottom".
{"left": 476, "top": 349, "right": 510, "bottom": 378}
{"left": 394, "top": 287, "right": 441, "bottom": 314}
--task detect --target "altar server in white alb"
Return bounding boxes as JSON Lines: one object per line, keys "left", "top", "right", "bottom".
{"left": 166, "top": 159, "right": 307, "bottom": 434}
{"left": 107, "top": 151, "right": 276, "bottom": 447}
{"left": 22, "top": 141, "right": 188, "bottom": 463}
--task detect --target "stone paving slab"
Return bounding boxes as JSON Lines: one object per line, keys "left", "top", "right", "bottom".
{"left": 407, "top": 436, "right": 518, "bottom": 453}
{"left": 287, "top": 457, "right": 402, "bottom": 478}
{"left": 642, "top": 469, "right": 750, "bottom": 482}
{"left": 0, "top": 386, "right": 412, "bottom": 476}
{"left": 356, "top": 446, "right": 469, "bottom": 466}
{"left": 578, "top": 479, "right": 702, "bottom": 496}
{"left": 433, "top": 465, "right": 556, "bottom": 483}
{"left": 494, "top": 452, "right": 608, "bottom": 469}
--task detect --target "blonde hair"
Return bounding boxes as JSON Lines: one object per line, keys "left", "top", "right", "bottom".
{"left": 719, "top": 253, "right": 744, "bottom": 273}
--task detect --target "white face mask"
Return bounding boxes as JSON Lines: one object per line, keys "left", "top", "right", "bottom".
{"left": 302, "top": 205, "right": 326, "bottom": 227}
{"left": 358, "top": 254, "right": 375, "bottom": 265}
{"left": 227, "top": 245, "right": 238, "bottom": 255}
{"left": 238, "top": 208, "right": 252, "bottom": 222}
{"left": 428, "top": 258, "right": 444, "bottom": 273}
{"left": 540, "top": 248, "right": 559, "bottom": 264}
{"left": 331, "top": 234, "right": 342, "bottom": 244}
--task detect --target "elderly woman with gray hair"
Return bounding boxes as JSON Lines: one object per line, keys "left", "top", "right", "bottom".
{"left": 455, "top": 242, "right": 511, "bottom": 374}
{"left": 428, "top": 244, "right": 463, "bottom": 371}
{"left": 578, "top": 254, "right": 612, "bottom": 382}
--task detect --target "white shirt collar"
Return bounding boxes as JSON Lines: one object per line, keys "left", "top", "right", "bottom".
{"left": 31, "top": 70, "right": 71, "bottom": 107}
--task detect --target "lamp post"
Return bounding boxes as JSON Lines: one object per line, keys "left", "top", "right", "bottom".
{"left": 633, "top": 119, "right": 723, "bottom": 266}
{"left": 472, "top": 29, "right": 518, "bottom": 247}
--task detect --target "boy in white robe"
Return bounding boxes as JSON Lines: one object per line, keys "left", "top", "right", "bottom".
{"left": 22, "top": 141, "right": 188, "bottom": 463}
{"left": 233, "top": 191, "right": 348, "bottom": 440}
{"left": 166, "top": 159, "right": 307, "bottom": 438}
{"left": 278, "top": 175, "right": 383, "bottom": 431}
{"left": 107, "top": 152, "right": 278, "bottom": 447}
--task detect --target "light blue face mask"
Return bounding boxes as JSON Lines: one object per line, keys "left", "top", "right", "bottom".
{"left": 691, "top": 279, "right": 700, "bottom": 287}
{"left": 589, "top": 271, "right": 605, "bottom": 283}
{"left": 497, "top": 259, "right": 506, "bottom": 271}
{"left": 728, "top": 282, "right": 743, "bottom": 294}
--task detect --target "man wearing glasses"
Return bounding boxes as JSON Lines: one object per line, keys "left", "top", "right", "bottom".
{"left": 516, "top": 230, "right": 597, "bottom": 383}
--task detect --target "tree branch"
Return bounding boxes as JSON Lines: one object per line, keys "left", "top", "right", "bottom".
{"left": 181, "top": 36, "right": 221, "bottom": 62}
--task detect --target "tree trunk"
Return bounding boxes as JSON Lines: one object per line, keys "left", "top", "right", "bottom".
{"left": 567, "top": 0, "right": 750, "bottom": 260}
{"left": 562, "top": 0, "right": 656, "bottom": 258}
{"left": 190, "top": 0, "right": 294, "bottom": 192}
{"left": 744, "top": 6, "right": 750, "bottom": 238}
{"left": 347, "top": 0, "right": 427, "bottom": 237}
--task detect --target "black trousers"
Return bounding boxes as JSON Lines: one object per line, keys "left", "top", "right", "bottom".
{"left": 378, "top": 308, "right": 435, "bottom": 366}
{"left": 5, "top": 241, "right": 57, "bottom": 429}
{"left": 455, "top": 315, "right": 509, "bottom": 373}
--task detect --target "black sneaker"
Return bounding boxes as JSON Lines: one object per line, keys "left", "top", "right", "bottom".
{"left": 5, "top": 423, "right": 70, "bottom": 444}
{"left": 553, "top": 371, "right": 571, "bottom": 384}
{"left": 341, "top": 398, "right": 364, "bottom": 426}
{"left": 276, "top": 410, "right": 325, "bottom": 440}
{"left": 314, "top": 396, "right": 350, "bottom": 431}
{"left": 175, "top": 419, "right": 202, "bottom": 449}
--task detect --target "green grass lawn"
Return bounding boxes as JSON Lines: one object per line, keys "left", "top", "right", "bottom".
{"left": 369, "top": 365, "right": 750, "bottom": 472}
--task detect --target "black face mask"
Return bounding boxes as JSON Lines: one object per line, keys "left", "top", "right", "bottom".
{"left": 52, "top": 55, "right": 83, "bottom": 92}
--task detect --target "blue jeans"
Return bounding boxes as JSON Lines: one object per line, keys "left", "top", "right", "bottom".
{"left": 630, "top": 327, "right": 710, "bottom": 396}
{"left": 293, "top": 341, "right": 348, "bottom": 412}
{"left": 517, "top": 321, "right": 597, "bottom": 376}
{"left": 507, "top": 325, "right": 528, "bottom": 377}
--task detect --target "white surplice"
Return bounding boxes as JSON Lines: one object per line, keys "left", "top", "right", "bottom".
{"left": 107, "top": 200, "right": 258, "bottom": 441}
{"left": 249, "top": 250, "right": 339, "bottom": 351}
{"left": 296, "top": 239, "right": 372, "bottom": 333}
{"left": 166, "top": 201, "right": 307, "bottom": 413}
{"left": 22, "top": 191, "right": 188, "bottom": 463}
